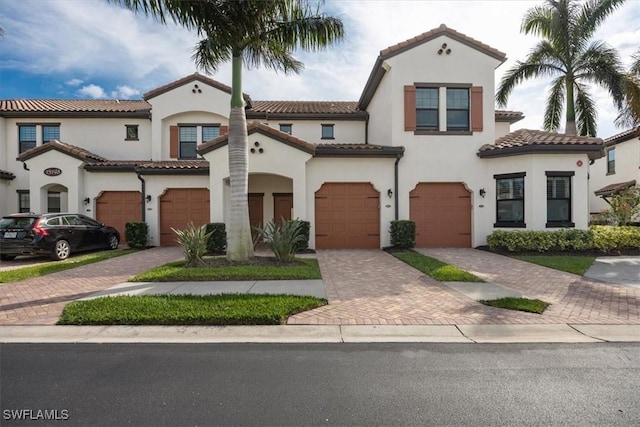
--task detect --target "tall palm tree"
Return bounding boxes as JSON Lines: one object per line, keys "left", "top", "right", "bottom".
{"left": 110, "top": 0, "right": 344, "bottom": 261}
{"left": 496, "top": 0, "right": 629, "bottom": 136}
{"left": 615, "top": 50, "right": 640, "bottom": 128}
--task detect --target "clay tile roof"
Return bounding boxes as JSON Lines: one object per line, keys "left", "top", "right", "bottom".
{"left": 380, "top": 24, "right": 506, "bottom": 62}
{"left": 249, "top": 101, "right": 360, "bottom": 114}
{"left": 137, "top": 160, "right": 209, "bottom": 170}
{"left": 478, "top": 129, "right": 604, "bottom": 159}
{"left": 0, "top": 99, "right": 151, "bottom": 115}
{"left": 198, "top": 121, "right": 316, "bottom": 155}
{"left": 0, "top": 169, "right": 16, "bottom": 180}
{"left": 82, "top": 160, "right": 209, "bottom": 174}
{"left": 143, "top": 72, "right": 251, "bottom": 105}
{"left": 604, "top": 125, "right": 640, "bottom": 146}
{"left": 594, "top": 180, "right": 637, "bottom": 197}
{"left": 17, "top": 140, "right": 108, "bottom": 163}
{"left": 495, "top": 110, "right": 525, "bottom": 123}
{"left": 315, "top": 143, "right": 404, "bottom": 157}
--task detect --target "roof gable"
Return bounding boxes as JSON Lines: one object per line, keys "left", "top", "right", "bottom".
{"left": 17, "top": 140, "right": 108, "bottom": 163}
{"left": 143, "top": 72, "right": 251, "bottom": 106}
{"left": 604, "top": 125, "right": 640, "bottom": 147}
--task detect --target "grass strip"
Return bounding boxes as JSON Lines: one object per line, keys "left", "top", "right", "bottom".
{"left": 58, "top": 294, "right": 327, "bottom": 325}
{"left": 390, "top": 250, "right": 483, "bottom": 282}
{"left": 130, "top": 258, "right": 321, "bottom": 282}
{"left": 512, "top": 255, "right": 595, "bottom": 275}
{"left": 0, "top": 249, "right": 137, "bottom": 283}
{"left": 479, "top": 297, "right": 550, "bottom": 314}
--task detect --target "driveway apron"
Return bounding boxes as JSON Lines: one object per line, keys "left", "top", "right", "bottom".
{"left": 288, "top": 249, "right": 640, "bottom": 325}
{"left": 0, "top": 247, "right": 183, "bottom": 325}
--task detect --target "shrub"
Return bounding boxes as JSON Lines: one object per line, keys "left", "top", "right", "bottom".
{"left": 256, "top": 219, "right": 306, "bottom": 262}
{"left": 172, "top": 223, "right": 212, "bottom": 267}
{"left": 607, "top": 186, "right": 640, "bottom": 226}
{"left": 556, "top": 229, "right": 593, "bottom": 251}
{"left": 205, "top": 223, "right": 227, "bottom": 254}
{"left": 591, "top": 225, "right": 640, "bottom": 251}
{"left": 125, "top": 222, "right": 148, "bottom": 248}
{"left": 390, "top": 220, "right": 415, "bottom": 248}
{"left": 295, "top": 220, "right": 310, "bottom": 252}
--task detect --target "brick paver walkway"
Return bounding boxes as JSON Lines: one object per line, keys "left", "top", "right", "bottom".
{"left": 288, "top": 249, "right": 640, "bottom": 325}
{"left": 0, "top": 247, "right": 183, "bottom": 325}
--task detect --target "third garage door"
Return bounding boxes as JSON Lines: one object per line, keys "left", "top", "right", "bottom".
{"left": 410, "top": 183, "right": 471, "bottom": 247}
{"left": 160, "top": 188, "right": 210, "bottom": 246}
{"left": 315, "top": 183, "right": 380, "bottom": 249}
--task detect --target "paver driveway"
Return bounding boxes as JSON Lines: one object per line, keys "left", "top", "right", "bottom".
{"left": 288, "top": 249, "right": 640, "bottom": 325}
{"left": 0, "top": 247, "right": 183, "bottom": 325}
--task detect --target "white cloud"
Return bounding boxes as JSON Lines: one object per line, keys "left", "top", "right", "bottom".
{"left": 110, "top": 85, "right": 140, "bottom": 99}
{"left": 78, "top": 84, "right": 107, "bottom": 99}
{"left": 66, "top": 78, "right": 83, "bottom": 87}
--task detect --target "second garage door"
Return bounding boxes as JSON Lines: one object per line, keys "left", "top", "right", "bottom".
{"left": 160, "top": 188, "right": 210, "bottom": 246}
{"left": 410, "top": 183, "right": 471, "bottom": 247}
{"left": 96, "top": 191, "right": 142, "bottom": 240}
{"left": 315, "top": 183, "right": 380, "bottom": 249}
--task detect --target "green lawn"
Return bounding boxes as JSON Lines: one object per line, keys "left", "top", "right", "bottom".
{"left": 479, "top": 297, "right": 550, "bottom": 314}
{"left": 0, "top": 249, "right": 137, "bottom": 283}
{"left": 58, "top": 294, "right": 327, "bottom": 325}
{"left": 390, "top": 250, "right": 483, "bottom": 282}
{"left": 512, "top": 255, "right": 595, "bottom": 275}
{"left": 130, "top": 258, "right": 321, "bottom": 282}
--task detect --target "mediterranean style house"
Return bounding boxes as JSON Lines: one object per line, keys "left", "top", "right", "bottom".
{"left": 0, "top": 24, "right": 605, "bottom": 249}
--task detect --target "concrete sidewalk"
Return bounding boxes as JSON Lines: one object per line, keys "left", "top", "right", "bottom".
{"left": 584, "top": 256, "right": 640, "bottom": 287}
{"left": 1, "top": 324, "right": 638, "bottom": 344}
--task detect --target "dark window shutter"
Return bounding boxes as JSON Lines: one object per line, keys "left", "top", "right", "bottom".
{"left": 471, "top": 86, "right": 483, "bottom": 132}
{"left": 404, "top": 85, "right": 417, "bottom": 131}
{"left": 220, "top": 125, "right": 229, "bottom": 135}
{"left": 170, "top": 125, "right": 178, "bottom": 158}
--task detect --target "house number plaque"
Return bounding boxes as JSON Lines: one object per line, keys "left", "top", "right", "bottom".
{"left": 44, "top": 167, "right": 62, "bottom": 177}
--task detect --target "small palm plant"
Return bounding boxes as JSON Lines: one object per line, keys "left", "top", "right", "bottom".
{"left": 255, "top": 219, "right": 306, "bottom": 263}
{"left": 172, "top": 223, "right": 213, "bottom": 267}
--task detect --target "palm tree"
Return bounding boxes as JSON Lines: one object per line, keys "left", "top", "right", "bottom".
{"left": 496, "top": 0, "right": 630, "bottom": 136}
{"left": 615, "top": 50, "right": 640, "bottom": 128}
{"left": 110, "top": 0, "right": 344, "bottom": 261}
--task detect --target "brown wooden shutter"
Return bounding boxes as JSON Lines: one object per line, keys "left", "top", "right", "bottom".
{"left": 404, "top": 85, "right": 417, "bottom": 131}
{"left": 169, "top": 125, "right": 178, "bottom": 158}
{"left": 471, "top": 86, "right": 483, "bottom": 132}
{"left": 220, "top": 125, "right": 229, "bottom": 135}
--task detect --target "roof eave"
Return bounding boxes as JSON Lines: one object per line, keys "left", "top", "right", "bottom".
{"left": 1, "top": 111, "right": 150, "bottom": 119}
{"left": 314, "top": 146, "right": 404, "bottom": 158}
{"left": 478, "top": 145, "right": 604, "bottom": 160}
{"left": 246, "top": 111, "right": 367, "bottom": 121}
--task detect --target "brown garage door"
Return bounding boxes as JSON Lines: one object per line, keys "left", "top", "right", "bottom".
{"left": 410, "top": 183, "right": 471, "bottom": 247}
{"left": 315, "top": 183, "right": 380, "bottom": 249}
{"left": 96, "top": 191, "right": 142, "bottom": 240}
{"left": 160, "top": 188, "right": 210, "bottom": 246}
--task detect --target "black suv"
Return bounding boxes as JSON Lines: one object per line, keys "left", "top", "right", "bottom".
{"left": 0, "top": 213, "right": 120, "bottom": 261}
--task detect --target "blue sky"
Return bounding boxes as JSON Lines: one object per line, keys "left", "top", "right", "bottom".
{"left": 1, "top": 0, "right": 638, "bottom": 137}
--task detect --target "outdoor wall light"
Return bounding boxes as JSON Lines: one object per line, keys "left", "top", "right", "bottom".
{"left": 387, "top": 188, "right": 393, "bottom": 198}
{"left": 83, "top": 197, "right": 90, "bottom": 205}
{"left": 479, "top": 188, "right": 486, "bottom": 198}
{"left": 146, "top": 194, "right": 152, "bottom": 203}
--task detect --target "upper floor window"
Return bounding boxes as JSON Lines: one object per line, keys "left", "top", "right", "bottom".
{"left": 416, "top": 88, "right": 439, "bottom": 129}
{"left": 125, "top": 124, "right": 139, "bottom": 141}
{"left": 446, "top": 88, "right": 469, "bottom": 131}
{"left": 42, "top": 125, "right": 60, "bottom": 143}
{"left": 546, "top": 172, "right": 574, "bottom": 227}
{"left": 321, "top": 124, "right": 334, "bottom": 139}
{"left": 606, "top": 148, "right": 615, "bottom": 174}
{"left": 279, "top": 124, "right": 292, "bottom": 135}
{"left": 495, "top": 172, "right": 525, "bottom": 227}
{"left": 19, "top": 125, "right": 36, "bottom": 153}
{"left": 202, "top": 125, "right": 220, "bottom": 142}
{"left": 179, "top": 126, "right": 198, "bottom": 159}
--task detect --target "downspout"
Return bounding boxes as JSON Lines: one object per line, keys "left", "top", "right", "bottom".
{"left": 394, "top": 154, "right": 400, "bottom": 220}
{"left": 365, "top": 113, "right": 369, "bottom": 144}
{"left": 136, "top": 172, "right": 146, "bottom": 222}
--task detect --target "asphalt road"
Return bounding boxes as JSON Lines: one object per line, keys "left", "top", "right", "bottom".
{"left": 1, "top": 343, "right": 639, "bottom": 426}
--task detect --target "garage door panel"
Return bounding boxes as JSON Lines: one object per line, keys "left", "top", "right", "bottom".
{"left": 96, "top": 191, "right": 142, "bottom": 239}
{"left": 315, "top": 183, "right": 380, "bottom": 249}
{"left": 410, "top": 183, "right": 471, "bottom": 248}
{"left": 160, "top": 188, "right": 210, "bottom": 246}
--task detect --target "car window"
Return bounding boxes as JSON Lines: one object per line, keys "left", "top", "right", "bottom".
{"left": 64, "top": 216, "right": 82, "bottom": 226}
{"left": 78, "top": 216, "right": 100, "bottom": 227}
{"left": 46, "top": 217, "right": 61, "bottom": 226}
{"left": 0, "top": 217, "right": 36, "bottom": 229}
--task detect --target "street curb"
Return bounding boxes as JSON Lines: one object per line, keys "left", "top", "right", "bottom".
{"left": 1, "top": 324, "right": 638, "bottom": 344}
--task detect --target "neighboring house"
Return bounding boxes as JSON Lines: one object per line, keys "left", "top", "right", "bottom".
{"left": 0, "top": 24, "right": 603, "bottom": 249}
{"left": 589, "top": 126, "right": 640, "bottom": 217}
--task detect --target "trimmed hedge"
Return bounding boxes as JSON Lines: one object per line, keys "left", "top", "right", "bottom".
{"left": 390, "top": 220, "right": 415, "bottom": 249}
{"left": 205, "top": 223, "right": 227, "bottom": 254}
{"left": 125, "top": 222, "right": 148, "bottom": 248}
{"left": 487, "top": 226, "right": 640, "bottom": 253}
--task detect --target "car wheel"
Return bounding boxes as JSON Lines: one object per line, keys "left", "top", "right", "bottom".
{"left": 51, "top": 240, "right": 71, "bottom": 261}
{"left": 107, "top": 234, "right": 119, "bottom": 250}
{"left": 0, "top": 255, "right": 17, "bottom": 261}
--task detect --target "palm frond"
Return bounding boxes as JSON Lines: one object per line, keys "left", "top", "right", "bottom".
{"left": 574, "top": 83, "right": 598, "bottom": 136}
{"left": 575, "top": 0, "right": 626, "bottom": 43}
{"left": 544, "top": 76, "right": 566, "bottom": 132}
{"left": 575, "top": 40, "right": 627, "bottom": 109}
{"left": 496, "top": 58, "right": 563, "bottom": 107}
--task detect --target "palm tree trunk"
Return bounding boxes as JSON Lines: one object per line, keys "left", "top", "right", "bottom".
{"left": 565, "top": 77, "right": 577, "bottom": 135}
{"left": 226, "top": 53, "right": 253, "bottom": 261}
